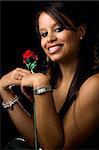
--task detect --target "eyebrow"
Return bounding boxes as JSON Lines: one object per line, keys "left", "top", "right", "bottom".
{"left": 39, "top": 22, "right": 59, "bottom": 32}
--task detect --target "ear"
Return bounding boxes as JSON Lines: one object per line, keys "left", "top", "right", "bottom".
{"left": 78, "top": 24, "right": 86, "bottom": 40}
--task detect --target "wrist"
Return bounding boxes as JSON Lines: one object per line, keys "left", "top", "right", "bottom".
{"left": 32, "top": 78, "right": 51, "bottom": 89}
{"left": 0, "top": 88, "right": 15, "bottom": 102}
{"left": 0, "top": 84, "right": 10, "bottom": 92}
{"left": 33, "top": 85, "right": 53, "bottom": 96}
{"left": 2, "top": 95, "right": 20, "bottom": 110}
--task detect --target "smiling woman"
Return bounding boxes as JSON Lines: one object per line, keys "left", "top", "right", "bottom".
{"left": 1, "top": 1, "right": 99, "bottom": 150}
{"left": 38, "top": 12, "right": 82, "bottom": 63}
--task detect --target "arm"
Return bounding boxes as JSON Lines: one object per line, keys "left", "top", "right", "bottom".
{"left": 0, "top": 68, "right": 35, "bottom": 146}
{"left": 34, "top": 91, "right": 64, "bottom": 149}
{"left": 21, "top": 73, "right": 64, "bottom": 149}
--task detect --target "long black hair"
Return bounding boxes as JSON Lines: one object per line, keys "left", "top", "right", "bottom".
{"left": 35, "top": 1, "right": 99, "bottom": 115}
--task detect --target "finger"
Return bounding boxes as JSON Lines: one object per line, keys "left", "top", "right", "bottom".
{"left": 14, "top": 74, "right": 23, "bottom": 80}
{"left": 15, "top": 68, "right": 31, "bottom": 74}
{"left": 11, "top": 69, "right": 31, "bottom": 82}
{"left": 13, "top": 71, "right": 30, "bottom": 78}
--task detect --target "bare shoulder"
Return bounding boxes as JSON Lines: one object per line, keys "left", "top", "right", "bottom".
{"left": 79, "top": 73, "right": 99, "bottom": 105}
{"left": 81, "top": 73, "right": 99, "bottom": 89}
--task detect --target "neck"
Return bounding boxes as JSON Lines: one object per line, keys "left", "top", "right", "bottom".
{"left": 59, "top": 58, "right": 79, "bottom": 81}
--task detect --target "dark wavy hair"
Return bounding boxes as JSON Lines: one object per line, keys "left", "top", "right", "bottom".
{"left": 35, "top": 1, "right": 99, "bottom": 115}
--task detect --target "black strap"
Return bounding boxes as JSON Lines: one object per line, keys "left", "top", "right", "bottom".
{"left": 58, "top": 67, "right": 99, "bottom": 120}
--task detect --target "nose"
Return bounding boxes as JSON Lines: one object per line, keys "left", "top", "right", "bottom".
{"left": 47, "top": 32, "right": 57, "bottom": 43}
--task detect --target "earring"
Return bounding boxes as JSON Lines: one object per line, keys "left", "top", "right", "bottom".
{"left": 46, "top": 56, "right": 50, "bottom": 63}
{"left": 80, "top": 36, "right": 83, "bottom": 40}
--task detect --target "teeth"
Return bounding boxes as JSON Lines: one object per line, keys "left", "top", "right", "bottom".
{"left": 48, "top": 46, "right": 59, "bottom": 52}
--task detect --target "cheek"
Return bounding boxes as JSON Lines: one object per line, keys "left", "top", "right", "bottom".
{"left": 64, "top": 32, "right": 79, "bottom": 47}
{"left": 41, "top": 40, "right": 44, "bottom": 50}
{"left": 59, "top": 31, "right": 72, "bottom": 44}
{"left": 41, "top": 40, "right": 47, "bottom": 53}
{"left": 62, "top": 32, "right": 80, "bottom": 55}
{"left": 68, "top": 34, "right": 80, "bottom": 54}
{"left": 41, "top": 39, "right": 45, "bottom": 48}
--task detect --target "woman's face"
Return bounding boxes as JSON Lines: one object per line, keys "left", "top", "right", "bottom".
{"left": 38, "top": 12, "right": 83, "bottom": 63}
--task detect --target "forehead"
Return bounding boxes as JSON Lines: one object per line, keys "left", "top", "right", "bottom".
{"left": 38, "top": 12, "right": 57, "bottom": 30}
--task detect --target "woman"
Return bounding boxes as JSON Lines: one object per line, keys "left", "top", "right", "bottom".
{"left": 0, "top": 1, "right": 99, "bottom": 149}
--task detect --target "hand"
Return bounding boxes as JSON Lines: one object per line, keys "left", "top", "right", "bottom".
{"left": 21, "top": 73, "right": 50, "bottom": 101}
{"left": 0, "top": 68, "right": 31, "bottom": 92}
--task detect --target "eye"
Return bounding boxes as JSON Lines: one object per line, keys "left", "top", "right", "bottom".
{"left": 55, "top": 26, "right": 64, "bottom": 32}
{"left": 40, "top": 32, "right": 48, "bottom": 38}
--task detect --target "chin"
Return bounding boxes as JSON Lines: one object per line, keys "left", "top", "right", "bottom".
{"left": 50, "top": 57, "right": 61, "bottom": 63}
{"left": 50, "top": 54, "right": 63, "bottom": 62}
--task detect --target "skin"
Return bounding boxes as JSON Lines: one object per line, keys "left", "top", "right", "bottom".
{"left": 0, "top": 12, "right": 99, "bottom": 149}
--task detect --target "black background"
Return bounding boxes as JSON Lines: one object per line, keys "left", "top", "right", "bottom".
{"left": 1, "top": 1, "right": 42, "bottom": 75}
{"left": 1, "top": 1, "right": 41, "bottom": 148}
{"left": 1, "top": 1, "right": 99, "bottom": 149}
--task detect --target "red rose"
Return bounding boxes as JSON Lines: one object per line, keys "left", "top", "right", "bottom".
{"left": 23, "top": 49, "right": 38, "bottom": 60}
{"left": 22, "top": 49, "right": 38, "bottom": 64}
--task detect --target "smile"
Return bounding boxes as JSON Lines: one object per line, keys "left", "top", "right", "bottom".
{"left": 48, "top": 45, "right": 62, "bottom": 54}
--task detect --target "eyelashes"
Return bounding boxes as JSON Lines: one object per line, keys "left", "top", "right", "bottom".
{"left": 40, "top": 26, "right": 64, "bottom": 38}
{"left": 40, "top": 32, "right": 48, "bottom": 37}
{"left": 55, "top": 26, "right": 64, "bottom": 32}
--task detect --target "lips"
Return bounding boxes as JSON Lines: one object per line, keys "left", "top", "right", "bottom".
{"left": 48, "top": 45, "right": 63, "bottom": 54}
